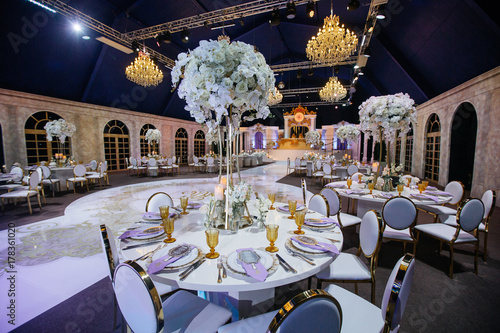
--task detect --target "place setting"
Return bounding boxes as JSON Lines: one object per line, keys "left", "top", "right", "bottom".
{"left": 222, "top": 247, "right": 279, "bottom": 282}
{"left": 147, "top": 243, "right": 204, "bottom": 276}
{"left": 176, "top": 196, "right": 203, "bottom": 215}
{"left": 277, "top": 199, "right": 307, "bottom": 219}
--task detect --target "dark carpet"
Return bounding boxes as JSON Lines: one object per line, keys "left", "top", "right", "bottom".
{"left": 10, "top": 165, "right": 500, "bottom": 332}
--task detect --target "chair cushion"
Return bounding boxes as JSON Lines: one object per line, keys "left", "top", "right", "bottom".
{"left": 383, "top": 226, "right": 413, "bottom": 241}
{"left": 218, "top": 310, "right": 278, "bottom": 333}
{"left": 163, "top": 290, "right": 232, "bottom": 333}
{"left": 0, "top": 190, "right": 38, "bottom": 198}
{"left": 316, "top": 253, "right": 371, "bottom": 280}
{"left": 68, "top": 177, "right": 87, "bottom": 182}
{"left": 415, "top": 223, "right": 477, "bottom": 243}
{"left": 420, "top": 204, "right": 457, "bottom": 216}
{"left": 337, "top": 213, "right": 362, "bottom": 228}
{"left": 325, "top": 283, "right": 384, "bottom": 333}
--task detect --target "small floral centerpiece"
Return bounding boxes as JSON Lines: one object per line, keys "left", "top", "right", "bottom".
{"left": 361, "top": 174, "right": 375, "bottom": 184}
{"left": 336, "top": 124, "right": 360, "bottom": 143}
{"left": 44, "top": 119, "right": 76, "bottom": 144}
{"left": 200, "top": 195, "right": 217, "bottom": 228}
{"left": 226, "top": 181, "right": 252, "bottom": 224}
{"left": 304, "top": 151, "right": 318, "bottom": 161}
{"left": 145, "top": 129, "right": 161, "bottom": 145}
{"left": 305, "top": 130, "right": 321, "bottom": 147}
{"left": 381, "top": 163, "right": 404, "bottom": 191}
{"left": 255, "top": 193, "right": 271, "bottom": 224}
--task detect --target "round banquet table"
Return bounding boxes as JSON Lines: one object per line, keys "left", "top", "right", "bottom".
{"left": 332, "top": 165, "right": 371, "bottom": 179}
{"left": 120, "top": 200, "right": 343, "bottom": 320}
{"left": 326, "top": 180, "right": 453, "bottom": 217}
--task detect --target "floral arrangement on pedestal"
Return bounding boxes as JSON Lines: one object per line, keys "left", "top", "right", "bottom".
{"left": 254, "top": 193, "right": 271, "bottom": 229}
{"left": 44, "top": 119, "right": 76, "bottom": 143}
{"left": 358, "top": 92, "right": 417, "bottom": 143}
{"left": 145, "top": 129, "right": 161, "bottom": 145}
{"left": 304, "top": 151, "right": 319, "bottom": 161}
{"left": 305, "top": 130, "right": 321, "bottom": 147}
{"left": 336, "top": 124, "right": 360, "bottom": 143}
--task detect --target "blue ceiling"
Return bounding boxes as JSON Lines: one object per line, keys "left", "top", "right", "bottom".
{"left": 1, "top": 0, "right": 499, "bottom": 128}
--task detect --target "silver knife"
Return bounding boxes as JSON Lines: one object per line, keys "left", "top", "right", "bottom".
{"left": 179, "top": 258, "right": 205, "bottom": 281}
{"left": 122, "top": 240, "right": 163, "bottom": 250}
{"left": 276, "top": 254, "right": 297, "bottom": 274}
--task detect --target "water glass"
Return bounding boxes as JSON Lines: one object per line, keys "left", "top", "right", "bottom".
{"left": 294, "top": 211, "right": 306, "bottom": 235}
{"left": 265, "top": 224, "right": 279, "bottom": 253}
{"left": 162, "top": 217, "right": 176, "bottom": 243}
{"left": 205, "top": 228, "right": 220, "bottom": 259}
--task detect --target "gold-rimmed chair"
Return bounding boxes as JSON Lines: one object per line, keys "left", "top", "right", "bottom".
{"left": 286, "top": 157, "right": 295, "bottom": 175}
{"left": 315, "top": 210, "right": 384, "bottom": 304}
{"left": 320, "top": 187, "right": 362, "bottom": 229}
{"left": 218, "top": 289, "right": 342, "bottom": 333}
{"left": 415, "top": 198, "right": 484, "bottom": 278}
{"left": 418, "top": 181, "right": 464, "bottom": 222}
{"left": 146, "top": 192, "right": 174, "bottom": 212}
{"left": 87, "top": 162, "right": 106, "bottom": 188}
{"left": 381, "top": 196, "right": 418, "bottom": 255}
{"left": 325, "top": 254, "right": 416, "bottom": 333}
{"left": 311, "top": 160, "right": 324, "bottom": 184}
{"left": 66, "top": 164, "right": 89, "bottom": 193}
{"left": 0, "top": 166, "right": 24, "bottom": 192}
{"left": 0, "top": 170, "right": 42, "bottom": 214}
{"left": 113, "top": 261, "right": 231, "bottom": 333}
{"left": 40, "top": 165, "right": 61, "bottom": 197}
{"left": 308, "top": 193, "right": 330, "bottom": 217}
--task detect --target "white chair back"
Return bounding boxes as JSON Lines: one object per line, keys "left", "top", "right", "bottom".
{"left": 322, "top": 163, "right": 332, "bottom": 175}
{"left": 360, "top": 210, "right": 383, "bottom": 257}
{"left": 113, "top": 262, "right": 163, "bottom": 333}
{"left": 10, "top": 166, "right": 23, "bottom": 182}
{"left": 193, "top": 156, "right": 199, "bottom": 163}
{"left": 100, "top": 224, "right": 119, "bottom": 280}
{"left": 350, "top": 172, "right": 364, "bottom": 181}
{"left": 207, "top": 156, "right": 214, "bottom": 165}
{"left": 99, "top": 162, "right": 107, "bottom": 176}
{"left": 381, "top": 254, "right": 416, "bottom": 332}
{"left": 28, "top": 171, "right": 39, "bottom": 189}
{"left": 315, "top": 160, "right": 322, "bottom": 171}
{"left": 481, "top": 190, "right": 496, "bottom": 220}
{"left": 73, "top": 164, "right": 87, "bottom": 177}
{"left": 41, "top": 165, "right": 51, "bottom": 179}
{"left": 381, "top": 196, "right": 417, "bottom": 230}
{"left": 90, "top": 160, "right": 98, "bottom": 171}
{"left": 320, "top": 187, "right": 341, "bottom": 216}
{"left": 148, "top": 158, "right": 157, "bottom": 167}
{"left": 172, "top": 156, "right": 177, "bottom": 163}
{"left": 347, "top": 164, "right": 358, "bottom": 176}
{"left": 35, "top": 167, "right": 43, "bottom": 183}
{"left": 456, "top": 198, "right": 484, "bottom": 232}
{"left": 131, "top": 158, "right": 137, "bottom": 167}
{"left": 308, "top": 194, "right": 329, "bottom": 216}
{"left": 146, "top": 192, "right": 174, "bottom": 212}
{"left": 444, "top": 181, "right": 464, "bottom": 205}
{"left": 295, "top": 158, "right": 301, "bottom": 167}
{"left": 167, "top": 158, "right": 173, "bottom": 166}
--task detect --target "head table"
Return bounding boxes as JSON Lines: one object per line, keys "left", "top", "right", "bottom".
{"left": 120, "top": 199, "right": 343, "bottom": 320}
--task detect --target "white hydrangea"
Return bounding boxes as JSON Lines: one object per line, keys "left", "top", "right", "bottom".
{"left": 44, "top": 119, "right": 76, "bottom": 143}
{"left": 305, "top": 131, "right": 321, "bottom": 146}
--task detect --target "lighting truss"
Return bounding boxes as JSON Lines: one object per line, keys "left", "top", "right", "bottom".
{"left": 270, "top": 57, "right": 356, "bottom": 72}
{"left": 269, "top": 100, "right": 349, "bottom": 108}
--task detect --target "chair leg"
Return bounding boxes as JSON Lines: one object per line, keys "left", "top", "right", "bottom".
{"left": 27, "top": 196, "right": 32, "bottom": 215}
{"left": 438, "top": 241, "right": 442, "bottom": 255}
{"left": 449, "top": 244, "right": 454, "bottom": 278}
{"left": 37, "top": 193, "right": 42, "bottom": 210}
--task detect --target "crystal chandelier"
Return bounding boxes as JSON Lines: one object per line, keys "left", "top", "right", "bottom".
{"left": 125, "top": 51, "right": 164, "bottom": 87}
{"left": 268, "top": 87, "right": 283, "bottom": 105}
{"left": 319, "top": 76, "right": 347, "bottom": 102}
{"left": 306, "top": 1, "right": 358, "bottom": 64}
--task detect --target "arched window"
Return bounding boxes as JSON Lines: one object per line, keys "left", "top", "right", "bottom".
{"left": 103, "top": 120, "right": 129, "bottom": 171}
{"left": 25, "top": 111, "right": 71, "bottom": 165}
{"left": 194, "top": 130, "right": 205, "bottom": 157}
{"left": 404, "top": 124, "right": 414, "bottom": 173}
{"left": 425, "top": 114, "right": 441, "bottom": 181}
{"left": 140, "top": 124, "right": 158, "bottom": 156}
{"left": 254, "top": 132, "right": 264, "bottom": 149}
{"left": 175, "top": 128, "right": 188, "bottom": 164}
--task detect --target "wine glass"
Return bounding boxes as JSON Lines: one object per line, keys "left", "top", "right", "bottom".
{"left": 265, "top": 224, "right": 279, "bottom": 253}
{"left": 180, "top": 196, "right": 189, "bottom": 215}
{"left": 397, "top": 184, "right": 404, "bottom": 196}
{"left": 162, "top": 217, "right": 176, "bottom": 243}
{"left": 406, "top": 178, "right": 411, "bottom": 187}
{"left": 159, "top": 205, "right": 170, "bottom": 219}
{"left": 422, "top": 181, "right": 429, "bottom": 190}
{"left": 358, "top": 174, "right": 363, "bottom": 183}
{"left": 268, "top": 193, "right": 276, "bottom": 210}
{"left": 368, "top": 182, "right": 375, "bottom": 195}
{"left": 346, "top": 178, "right": 352, "bottom": 189}
{"left": 205, "top": 228, "right": 220, "bottom": 259}
{"left": 287, "top": 200, "right": 297, "bottom": 220}
{"left": 294, "top": 211, "right": 306, "bottom": 235}
{"left": 418, "top": 183, "right": 425, "bottom": 194}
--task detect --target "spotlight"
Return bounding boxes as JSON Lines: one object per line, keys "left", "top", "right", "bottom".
{"left": 278, "top": 81, "right": 285, "bottom": 89}
{"left": 308, "top": 66, "right": 314, "bottom": 76}
{"left": 270, "top": 9, "right": 280, "bottom": 26}
{"left": 306, "top": 1, "right": 315, "bottom": 18}
{"left": 376, "top": 5, "right": 386, "bottom": 20}
{"left": 82, "top": 35, "right": 90, "bottom": 40}
{"left": 297, "top": 68, "right": 302, "bottom": 79}
{"left": 239, "top": 17, "right": 244, "bottom": 26}
{"left": 72, "top": 22, "right": 82, "bottom": 32}
{"left": 286, "top": 2, "right": 296, "bottom": 19}
{"left": 334, "top": 66, "right": 340, "bottom": 74}
{"left": 347, "top": 0, "right": 360, "bottom": 11}
{"left": 181, "top": 28, "right": 190, "bottom": 43}
{"left": 131, "top": 41, "right": 141, "bottom": 53}
{"left": 156, "top": 31, "right": 171, "bottom": 47}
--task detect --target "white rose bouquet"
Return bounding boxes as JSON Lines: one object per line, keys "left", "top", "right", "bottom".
{"left": 336, "top": 124, "right": 360, "bottom": 143}
{"left": 305, "top": 130, "right": 321, "bottom": 146}
{"left": 145, "top": 129, "right": 161, "bottom": 145}
{"left": 44, "top": 119, "right": 76, "bottom": 143}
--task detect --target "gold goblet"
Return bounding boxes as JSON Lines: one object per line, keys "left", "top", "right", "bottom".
{"left": 407, "top": 178, "right": 411, "bottom": 187}
{"left": 346, "top": 178, "right": 352, "bottom": 189}
{"left": 358, "top": 174, "right": 363, "bottom": 183}
{"left": 368, "top": 182, "right": 375, "bottom": 195}
{"left": 287, "top": 200, "right": 297, "bottom": 220}
{"left": 159, "top": 205, "right": 170, "bottom": 219}
{"left": 397, "top": 184, "right": 404, "bottom": 196}
{"left": 422, "top": 181, "right": 429, "bottom": 190}
{"left": 265, "top": 224, "right": 279, "bottom": 253}
{"left": 162, "top": 217, "right": 176, "bottom": 243}
{"left": 418, "top": 183, "right": 425, "bottom": 194}
{"left": 180, "top": 196, "right": 189, "bottom": 215}
{"left": 294, "top": 211, "right": 306, "bottom": 235}
{"left": 268, "top": 193, "right": 276, "bottom": 210}
{"left": 205, "top": 229, "right": 220, "bottom": 259}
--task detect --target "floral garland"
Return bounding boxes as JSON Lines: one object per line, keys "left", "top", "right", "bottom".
{"left": 145, "top": 129, "right": 161, "bottom": 145}
{"left": 336, "top": 124, "right": 360, "bottom": 143}
{"left": 171, "top": 39, "right": 275, "bottom": 131}
{"left": 305, "top": 130, "right": 321, "bottom": 146}
{"left": 358, "top": 92, "right": 417, "bottom": 143}
{"left": 44, "top": 119, "right": 76, "bottom": 143}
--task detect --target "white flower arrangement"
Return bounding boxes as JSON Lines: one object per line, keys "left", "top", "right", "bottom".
{"left": 358, "top": 92, "right": 417, "bottom": 143}
{"left": 304, "top": 151, "right": 319, "bottom": 161}
{"left": 336, "top": 124, "right": 360, "bottom": 143}
{"left": 255, "top": 193, "right": 271, "bottom": 221}
{"left": 382, "top": 163, "right": 404, "bottom": 178}
{"left": 239, "top": 152, "right": 250, "bottom": 157}
{"left": 200, "top": 196, "right": 217, "bottom": 225}
{"left": 305, "top": 130, "right": 321, "bottom": 146}
{"left": 44, "top": 119, "right": 76, "bottom": 143}
{"left": 251, "top": 151, "right": 266, "bottom": 157}
{"left": 226, "top": 181, "right": 252, "bottom": 206}
{"left": 206, "top": 128, "right": 219, "bottom": 146}
{"left": 171, "top": 39, "right": 275, "bottom": 130}
{"left": 145, "top": 129, "right": 161, "bottom": 145}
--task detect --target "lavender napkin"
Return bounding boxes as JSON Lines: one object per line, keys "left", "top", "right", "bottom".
{"left": 424, "top": 190, "right": 452, "bottom": 196}
{"left": 304, "top": 218, "right": 340, "bottom": 228}
{"left": 236, "top": 248, "right": 268, "bottom": 282}
{"left": 377, "top": 192, "right": 394, "bottom": 199}
{"left": 187, "top": 203, "right": 202, "bottom": 209}
{"left": 279, "top": 204, "right": 305, "bottom": 212}
{"left": 292, "top": 236, "right": 339, "bottom": 254}
{"left": 147, "top": 244, "right": 195, "bottom": 274}
{"left": 411, "top": 193, "right": 439, "bottom": 203}
{"left": 118, "top": 228, "right": 162, "bottom": 239}
{"left": 344, "top": 189, "right": 365, "bottom": 195}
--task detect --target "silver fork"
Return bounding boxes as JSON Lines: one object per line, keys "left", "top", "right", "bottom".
{"left": 138, "top": 243, "right": 166, "bottom": 261}
{"left": 216, "top": 258, "right": 223, "bottom": 283}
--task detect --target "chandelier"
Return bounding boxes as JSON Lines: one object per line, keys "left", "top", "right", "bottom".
{"left": 125, "top": 51, "right": 164, "bottom": 87}
{"left": 268, "top": 87, "right": 283, "bottom": 105}
{"left": 319, "top": 76, "right": 347, "bottom": 102}
{"left": 306, "top": 1, "right": 358, "bottom": 64}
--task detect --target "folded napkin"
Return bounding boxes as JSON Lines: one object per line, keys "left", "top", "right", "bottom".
{"left": 118, "top": 228, "right": 162, "bottom": 240}
{"left": 344, "top": 189, "right": 365, "bottom": 195}
{"left": 424, "top": 190, "right": 452, "bottom": 197}
{"left": 279, "top": 204, "right": 305, "bottom": 212}
{"left": 304, "top": 218, "right": 340, "bottom": 228}
{"left": 377, "top": 192, "right": 394, "bottom": 199}
{"left": 147, "top": 244, "right": 195, "bottom": 274}
{"left": 425, "top": 186, "right": 437, "bottom": 191}
{"left": 187, "top": 203, "right": 202, "bottom": 209}
{"left": 326, "top": 183, "right": 345, "bottom": 189}
{"left": 411, "top": 193, "right": 439, "bottom": 203}
{"left": 236, "top": 248, "right": 268, "bottom": 282}
{"left": 292, "top": 236, "right": 339, "bottom": 254}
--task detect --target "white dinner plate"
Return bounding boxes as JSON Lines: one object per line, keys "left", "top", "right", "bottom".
{"left": 129, "top": 226, "right": 165, "bottom": 240}
{"left": 227, "top": 249, "right": 273, "bottom": 274}
{"left": 151, "top": 245, "right": 201, "bottom": 270}
{"left": 142, "top": 211, "right": 178, "bottom": 221}
{"left": 277, "top": 204, "right": 306, "bottom": 213}
{"left": 304, "top": 218, "right": 335, "bottom": 227}
{"left": 290, "top": 236, "right": 332, "bottom": 254}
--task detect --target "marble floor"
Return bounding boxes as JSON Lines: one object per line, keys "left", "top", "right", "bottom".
{"left": 0, "top": 161, "right": 306, "bottom": 331}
